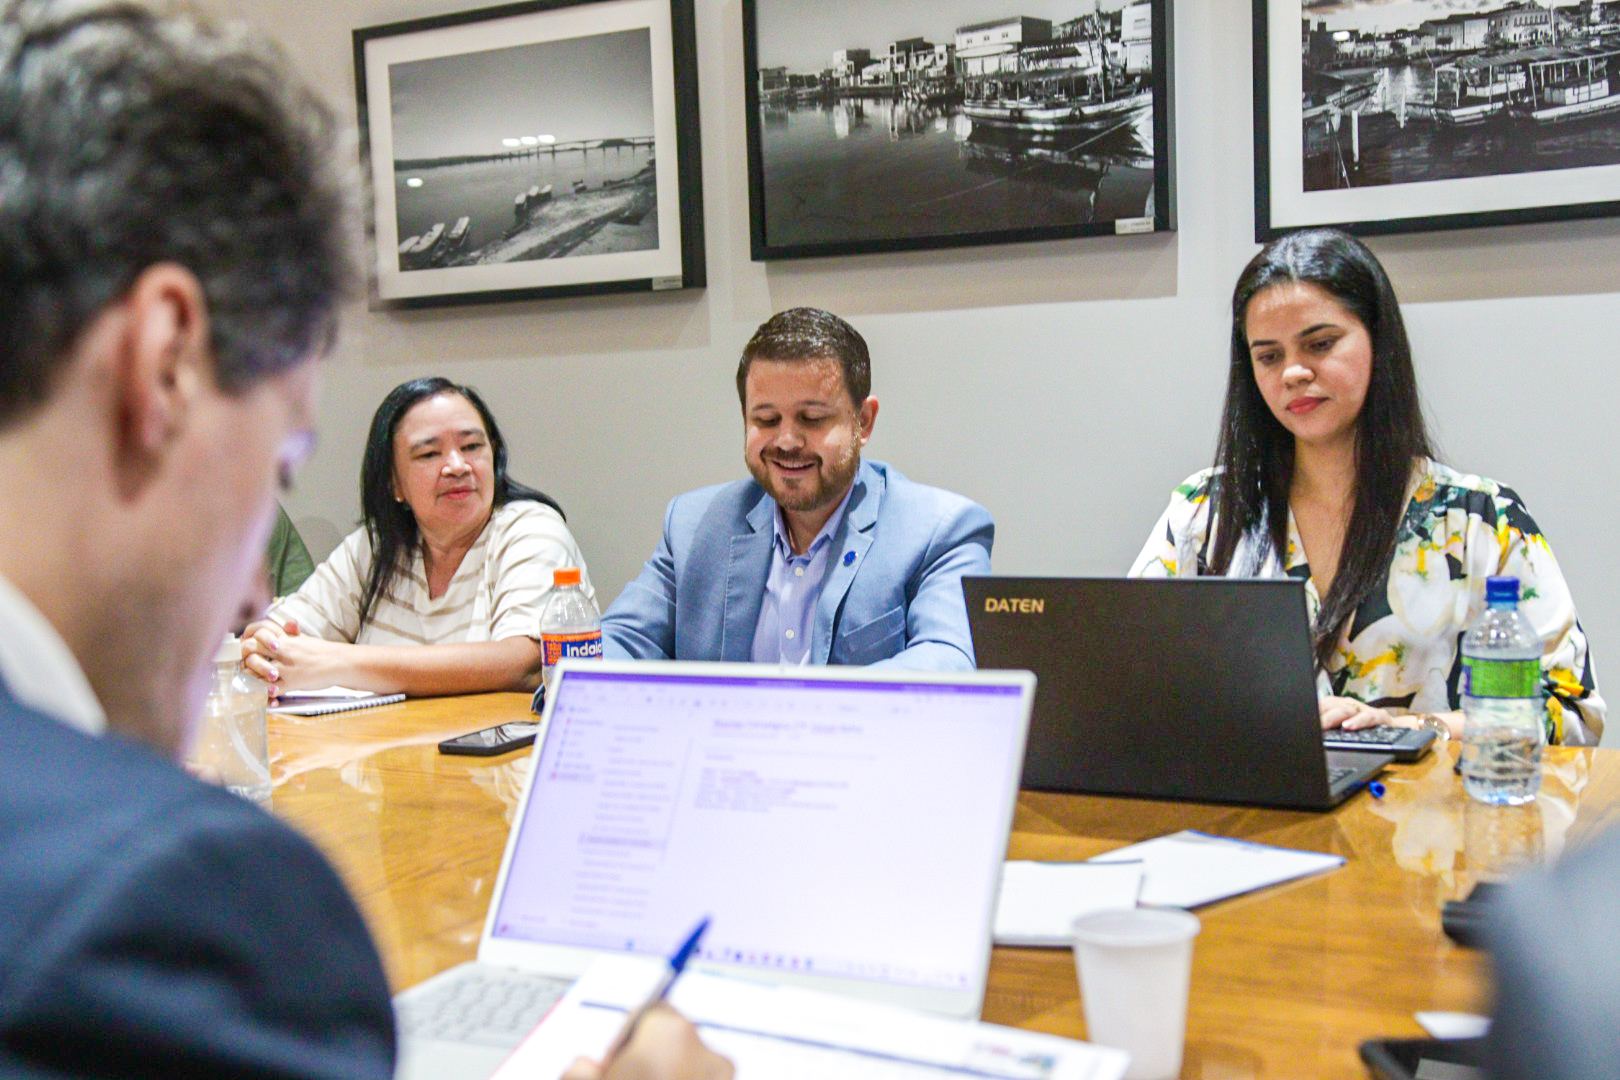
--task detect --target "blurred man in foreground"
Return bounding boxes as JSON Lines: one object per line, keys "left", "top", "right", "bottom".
{"left": 0, "top": 3, "right": 726, "bottom": 1077}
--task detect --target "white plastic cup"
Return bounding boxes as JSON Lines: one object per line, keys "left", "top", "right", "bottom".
{"left": 1072, "top": 907, "right": 1201, "bottom": 1080}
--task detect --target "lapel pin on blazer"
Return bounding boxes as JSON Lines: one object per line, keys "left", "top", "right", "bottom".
{"left": 843, "top": 551, "right": 856, "bottom": 566}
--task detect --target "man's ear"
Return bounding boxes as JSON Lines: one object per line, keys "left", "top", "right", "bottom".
{"left": 117, "top": 263, "right": 211, "bottom": 457}
{"left": 857, "top": 396, "right": 879, "bottom": 445}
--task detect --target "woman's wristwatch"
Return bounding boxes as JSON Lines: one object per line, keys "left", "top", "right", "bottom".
{"left": 1413, "top": 713, "right": 1452, "bottom": 742}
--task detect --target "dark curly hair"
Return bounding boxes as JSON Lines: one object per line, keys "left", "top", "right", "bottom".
{"left": 735, "top": 307, "right": 871, "bottom": 408}
{"left": 0, "top": 0, "right": 356, "bottom": 426}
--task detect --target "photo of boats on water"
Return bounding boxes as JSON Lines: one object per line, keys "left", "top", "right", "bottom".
{"left": 387, "top": 28, "right": 658, "bottom": 272}
{"left": 745, "top": 0, "right": 1166, "bottom": 256}
{"left": 1302, "top": 0, "right": 1620, "bottom": 190}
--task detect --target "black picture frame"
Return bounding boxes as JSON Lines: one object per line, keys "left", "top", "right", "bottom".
{"left": 741, "top": 1, "right": 1174, "bottom": 261}
{"left": 354, "top": 0, "right": 704, "bottom": 309}
{"left": 1255, "top": 0, "right": 1620, "bottom": 241}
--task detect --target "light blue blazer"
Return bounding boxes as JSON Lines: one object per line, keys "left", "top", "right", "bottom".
{"left": 601, "top": 460, "right": 993, "bottom": 670}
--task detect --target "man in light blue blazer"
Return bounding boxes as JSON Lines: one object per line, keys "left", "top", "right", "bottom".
{"left": 602, "top": 308, "right": 993, "bottom": 670}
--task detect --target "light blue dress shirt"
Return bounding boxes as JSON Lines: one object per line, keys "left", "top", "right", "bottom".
{"left": 750, "top": 489, "right": 853, "bottom": 664}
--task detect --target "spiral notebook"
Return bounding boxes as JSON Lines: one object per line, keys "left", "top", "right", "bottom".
{"left": 270, "top": 686, "right": 406, "bottom": 717}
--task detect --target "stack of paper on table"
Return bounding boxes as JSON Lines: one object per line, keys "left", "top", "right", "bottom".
{"left": 994, "top": 831, "right": 1344, "bottom": 945}
{"left": 494, "top": 954, "right": 1130, "bottom": 1080}
{"left": 1089, "top": 830, "right": 1344, "bottom": 909}
{"left": 993, "top": 862, "right": 1145, "bottom": 946}
{"left": 269, "top": 686, "right": 406, "bottom": 717}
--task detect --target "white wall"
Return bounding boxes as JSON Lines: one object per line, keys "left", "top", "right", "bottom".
{"left": 238, "top": 0, "right": 1620, "bottom": 739}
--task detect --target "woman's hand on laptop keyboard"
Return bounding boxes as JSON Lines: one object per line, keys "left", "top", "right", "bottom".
{"left": 562, "top": 1005, "right": 733, "bottom": 1080}
{"left": 1320, "top": 696, "right": 1404, "bottom": 731}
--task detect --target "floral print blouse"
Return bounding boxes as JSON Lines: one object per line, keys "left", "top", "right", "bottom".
{"left": 1129, "top": 459, "right": 1604, "bottom": 745}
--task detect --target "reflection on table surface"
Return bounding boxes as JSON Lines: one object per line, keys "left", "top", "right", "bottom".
{"left": 267, "top": 695, "right": 1620, "bottom": 1079}
{"left": 269, "top": 693, "right": 536, "bottom": 992}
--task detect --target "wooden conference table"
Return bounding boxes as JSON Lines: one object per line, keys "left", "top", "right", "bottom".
{"left": 267, "top": 693, "right": 1620, "bottom": 1080}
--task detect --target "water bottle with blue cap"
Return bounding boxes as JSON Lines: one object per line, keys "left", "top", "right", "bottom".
{"left": 1459, "top": 576, "right": 1544, "bottom": 806}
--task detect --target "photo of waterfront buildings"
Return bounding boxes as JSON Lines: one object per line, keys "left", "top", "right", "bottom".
{"left": 747, "top": 0, "right": 1162, "bottom": 254}
{"left": 1301, "top": 0, "right": 1620, "bottom": 190}
{"left": 387, "top": 28, "right": 658, "bottom": 272}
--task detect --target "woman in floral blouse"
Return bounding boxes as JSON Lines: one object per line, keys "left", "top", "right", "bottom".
{"left": 1130, "top": 228, "right": 1603, "bottom": 745}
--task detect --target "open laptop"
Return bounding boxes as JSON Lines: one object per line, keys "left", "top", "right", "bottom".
{"left": 394, "top": 659, "right": 1035, "bottom": 1080}
{"left": 963, "top": 576, "right": 1391, "bottom": 811}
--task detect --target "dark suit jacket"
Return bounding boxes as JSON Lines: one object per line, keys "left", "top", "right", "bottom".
{"left": 601, "top": 459, "right": 994, "bottom": 670}
{"left": 0, "top": 683, "right": 395, "bottom": 1078}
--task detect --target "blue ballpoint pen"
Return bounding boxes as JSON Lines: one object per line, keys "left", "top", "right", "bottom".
{"left": 605, "top": 916, "right": 711, "bottom": 1061}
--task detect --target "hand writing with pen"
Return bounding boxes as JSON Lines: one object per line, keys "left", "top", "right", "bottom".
{"left": 563, "top": 917, "right": 732, "bottom": 1080}
{"left": 560, "top": 1005, "right": 732, "bottom": 1080}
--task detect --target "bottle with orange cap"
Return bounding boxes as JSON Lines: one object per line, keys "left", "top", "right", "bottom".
{"left": 538, "top": 566, "right": 602, "bottom": 694}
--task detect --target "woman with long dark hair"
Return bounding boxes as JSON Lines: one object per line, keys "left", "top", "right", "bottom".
{"left": 1130, "top": 229, "right": 1603, "bottom": 745}
{"left": 244, "top": 376, "right": 593, "bottom": 696}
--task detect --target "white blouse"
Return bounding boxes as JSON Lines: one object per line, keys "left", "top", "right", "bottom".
{"left": 270, "top": 500, "right": 595, "bottom": 647}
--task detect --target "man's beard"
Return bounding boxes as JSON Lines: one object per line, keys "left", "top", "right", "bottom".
{"left": 748, "top": 444, "right": 860, "bottom": 513}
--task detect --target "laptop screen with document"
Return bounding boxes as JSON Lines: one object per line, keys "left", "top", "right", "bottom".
{"left": 482, "top": 661, "right": 1034, "bottom": 1017}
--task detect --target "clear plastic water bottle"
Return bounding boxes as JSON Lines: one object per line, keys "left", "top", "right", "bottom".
{"left": 539, "top": 567, "right": 601, "bottom": 692}
{"left": 191, "top": 634, "right": 272, "bottom": 803}
{"left": 1459, "top": 576, "right": 1544, "bottom": 806}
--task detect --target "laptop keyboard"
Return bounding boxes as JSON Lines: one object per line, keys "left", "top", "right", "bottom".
{"left": 1324, "top": 726, "right": 1407, "bottom": 745}
{"left": 397, "top": 969, "right": 572, "bottom": 1047}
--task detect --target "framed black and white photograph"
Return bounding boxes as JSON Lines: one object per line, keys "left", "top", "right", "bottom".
{"left": 354, "top": 0, "right": 703, "bottom": 308}
{"left": 1256, "top": 0, "right": 1620, "bottom": 239}
{"left": 742, "top": 1, "right": 1174, "bottom": 261}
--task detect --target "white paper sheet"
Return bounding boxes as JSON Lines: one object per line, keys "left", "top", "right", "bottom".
{"left": 495, "top": 955, "right": 1130, "bottom": 1080}
{"left": 993, "top": 861, "right": 1145, "bottom": 947}
{"left": 274, "top": 685, "right": 374, "bottom": 699}
{"left": 1089, "top": 830, "right": 1344, "bottom": 909}
{"left": 1415, "top": 1012, "right": 1490, "bottom": 1039}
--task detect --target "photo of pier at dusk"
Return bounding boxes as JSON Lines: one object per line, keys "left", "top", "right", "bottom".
{"left": 1302, "top": 0, "right": 1620, "bottom": 190}
{"left": 387, "top": 28, "right": 657, "bottom": 271}
{"left": 748, "top": 0, "right": 1161, "bottom": 253}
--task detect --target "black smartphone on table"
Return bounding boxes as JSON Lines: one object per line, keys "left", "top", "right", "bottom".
{"left": 437, "top": 721, "right": 538, "bottom": 756}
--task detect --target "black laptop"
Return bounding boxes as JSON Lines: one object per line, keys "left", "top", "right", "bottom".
{"left": 963, "top": 576, "right": 1394, "bottom": 811}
